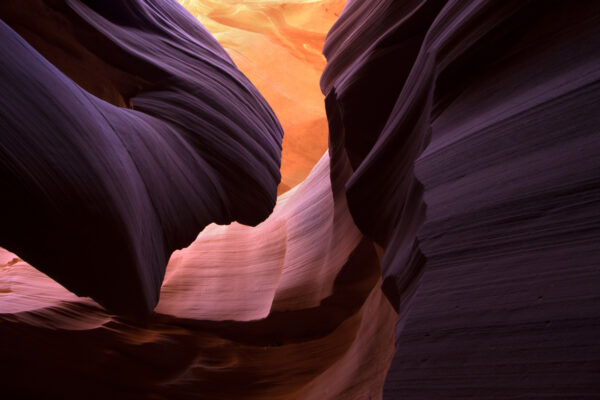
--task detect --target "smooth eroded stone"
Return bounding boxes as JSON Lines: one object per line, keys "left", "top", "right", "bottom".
{"left": 0, "top": 0, "right": 283, "bottom": 317}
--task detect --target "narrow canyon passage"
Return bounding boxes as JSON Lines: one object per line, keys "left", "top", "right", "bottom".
{"left": 1, "top": 1, "right": 599, "bottom": 399}
{"left": 0, "top": 0, "right": 396, "bottom": 398}
{"left": 178, "top": 0, "right": 347, "bottom": 192}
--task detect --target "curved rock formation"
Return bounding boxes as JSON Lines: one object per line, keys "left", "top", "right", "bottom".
{"left": 0, "top": 152, "right": 396, "bottom": 399}
{"left": 322, "top": 0, "right": 600, "bottom": 397}
{"left": 0, "top": 0, "right": 283, "bottom": 317}
{"left": 179, "top": 0, "right": 346, "bottom": 191}
{"left": 1, "top": 0, "right": 599, "bottom": 398}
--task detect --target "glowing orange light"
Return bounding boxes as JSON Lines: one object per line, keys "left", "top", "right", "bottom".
{"left": 179, "top": 0, "right": 346, "bottom": 193}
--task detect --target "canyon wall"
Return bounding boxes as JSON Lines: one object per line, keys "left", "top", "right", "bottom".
{"left": 321, "top": 0, "right": 600, "bottom": 397}
{"left": 1, "top": 0, "right": 599, "bottom": 398}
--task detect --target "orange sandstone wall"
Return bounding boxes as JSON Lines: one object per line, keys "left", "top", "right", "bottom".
{"left": 179, "top": 0, "right": 347, "bottom": 192}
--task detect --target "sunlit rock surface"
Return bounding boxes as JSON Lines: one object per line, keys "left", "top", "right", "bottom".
{"left": 178, "top": 0, "right": 346, "bottom": 192}
{"left": 322, "top": 0, "right": 600, "bottom": 397}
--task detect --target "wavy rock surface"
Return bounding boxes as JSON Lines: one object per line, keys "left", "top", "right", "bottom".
{"left": 0, "top": 1, "right": 397, "bottom": 398}
{"left": 1, "top": 0, "right": 599, "bottom": 398}
{"left": 178, "top": 0, "right": 346, "bottom": 191}
{"left": 0, "top": 152, "right": 396, "bottom": 399}
{"left": 322, "top": 0, "right": 600, "bottom": 397}
{"left": 0, "top": 0, "right": 283, "bottom": 317}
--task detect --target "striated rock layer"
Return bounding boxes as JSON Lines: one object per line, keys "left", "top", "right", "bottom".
{"left": 1, "top": 0, "right": 600, "bottom": 398}
{"left": 0, "top": 0, "right": 283, "bottom": 317}
{"left": 178, "top": 0, "right": 347, "bottom": 192}
{"left": 0, "top": 153, "right": 396, "bottom": 399}
{"left": 1, "top": 5, "right": 396, "bottom": 397}
{"left": 322, "top": 0, "right": 600, "bottom": 397}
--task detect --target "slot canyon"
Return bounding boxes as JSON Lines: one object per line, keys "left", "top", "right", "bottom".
{"left": 0, "top": 0, "right": 599, "bottom": 399}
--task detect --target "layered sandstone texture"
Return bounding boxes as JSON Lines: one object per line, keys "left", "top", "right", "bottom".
{"left": 321, "top": 0, "right": 600, "bottom": 397}
{"left": 1, "top": 0, "right": 599, "bottom": 399}
{"left": 0, "top": 0, "right": 283, "bottom": 317}
{"left": 177, "top": 0, "right": 346, "bottom": 192}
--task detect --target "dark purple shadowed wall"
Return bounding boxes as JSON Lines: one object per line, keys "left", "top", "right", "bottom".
{"left": 322, "top": 0, "right": 600, "bottom": 397}
{"left": 0, "top": 0, "right": 283, "bottom": 317}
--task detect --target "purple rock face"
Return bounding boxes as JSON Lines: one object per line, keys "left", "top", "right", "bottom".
{"left": 323, "top": 0, "right": 600, "bottom": 397}
{"left": 0, "top": 0, "right": 283, "bottom": 317}
{"left": 1, "top": 0, "right": 599, "bottom": 397}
